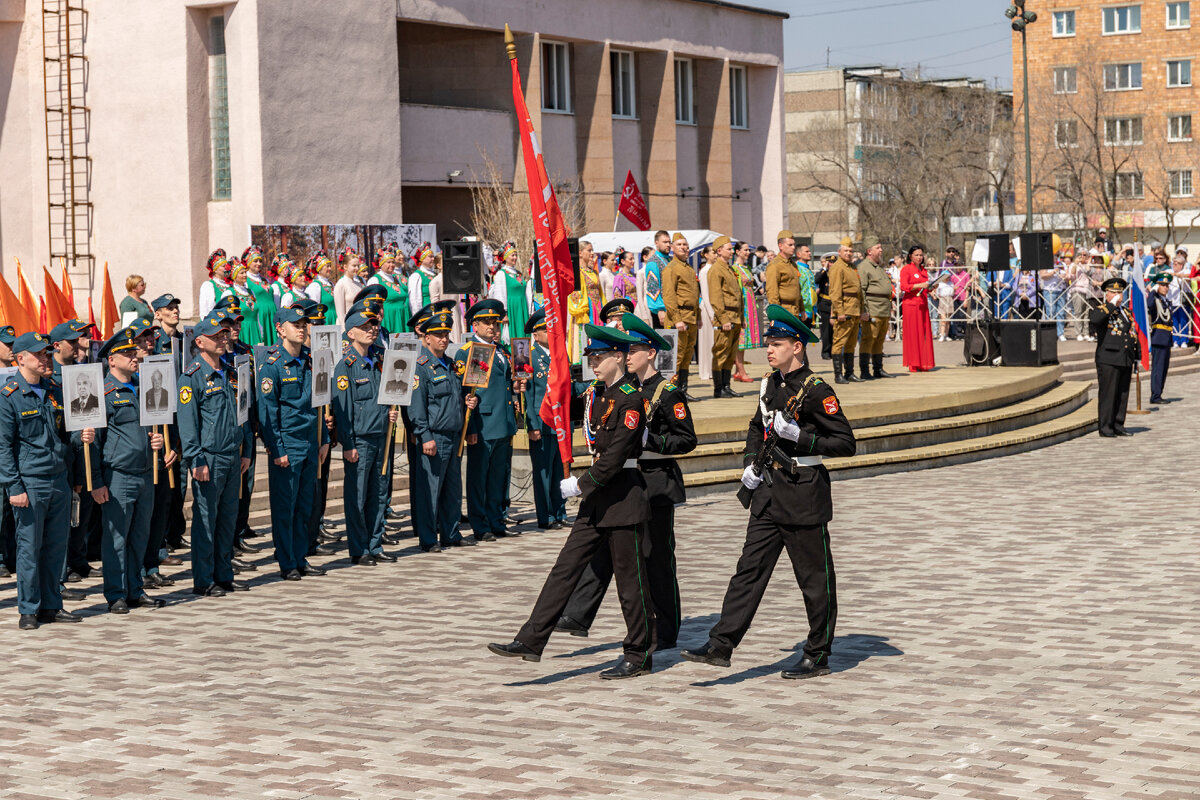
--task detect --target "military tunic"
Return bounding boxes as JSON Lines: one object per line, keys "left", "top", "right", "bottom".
{"left": 407, "top": 346, "right": 470, "bottom": 548}
{"left": 331, "top": 345, "right": 391, "bottom": 558}
{"left": 661, "top": 257, "right": 700, "bottom": 380}
{"left": 1089, "top": 299, "right": 1141, "bottom": 435}
{"left": 1149, "top": 291, "right": 1173, "bottom": 403}
{"left": 828, "top": 257, "right": 865, "bottom": 356}
{"left": 146, "top": 328, "right": 186, "bottom": 576}
{"left": 764, "top": 255, "right": 803, "bottom": 318}
{"left": 455, "top": 337, "right": 518, "bottom": 537}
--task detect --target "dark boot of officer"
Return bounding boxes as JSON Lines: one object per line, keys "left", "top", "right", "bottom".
{"left": 858, "top": 353, "right": 874, "bottom": 380}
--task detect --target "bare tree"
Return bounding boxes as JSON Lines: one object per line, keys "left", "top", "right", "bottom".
{"left": 466, "top": 151, "right": 588, "bottom": 259}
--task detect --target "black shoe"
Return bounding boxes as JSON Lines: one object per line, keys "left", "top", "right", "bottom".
{"left": 872, "top": 354, "right": 891, "bottom": 378}
{"left": 781, "top": 655, "right": 831, "bottom": 680}
{"left": 308, "top": 544, "right": 336, "bottom": 556}
{"left": 1150, "top": 398, "right": 1165, "bottom": 404}
{"left": 64, "top": 570, "right": 84, "bottom": 583}
{"left": 60, "top": 587, "right": 86, "bottom": 602}
{"left": 372, "top": 550, "right": 399, "bottom": 561}
{"left": 280, "top": 569, "right": 303, "bottom": 581}
{"left": 845, "top": 370, "right": 864, "bottom": 382}
{"left": 549, "top": 520, "right": 566, "bottom": 530}
{"left": 420, "top": 544, "right": 443, "bottom": 553}
{"left": 554, "top": 616, "right": 589, "bottom": 637}
{"left": 236, "top": 539, "right": 261, "bottom": 553}
{"left": 191, "top": 585, "right": 212, "bottom": 596}
{"left": 1115, "top": 428, "right": 1134, "bottom": 436}
{"left": 217, "top": 581, "right": 250, "bottom": 592}
{"left": 599, "top": 659, "right": 652, "bottom": 680}
{"left": 351, "top": 554, "right": 377, "bottom": 566}
{"left": 131, "top": 595, "right": 167, "bottom": 608}
{"left": 486, "top": 641, "right": 541, "bottom": 662}
{"left": 318, "top": 531, "right": 340, "bottom": 544}
{"left": 680, "top": 643, "right": 732, "bottom": 667}
{"left": 385, "top": 507, "right": 398, "bottom": 519}
{"left": 443, "top": 538, "right": 476, "bottom": 548}
{"left": 299, "top": 564, "right": 326, "bottom": 577}
{"left": 160, "top": 555, "right": 184, "bottom": 566}
{"left": 474, "top": 532, "right": 496, "bottom": 543}
{"left": 108, "top": 598, "right": 131, "bottom": 614}
{"left": 36, "top": 609, "right": 82, "bottom": 623}
{"left": 205, "top": 584, "right": 228, "bottom": 597}
{"left": 231, "top": 557, "right": 257, "bottom": 572}
{"left": 0, "top": 564, "right": 11, "bottom": 578}
{"left": 1099, "top": 431, "right": 1117, "bottom": 438}
{"left": 18, "top": 614, "right": 38, "bottom": 630}
{"left": 502, "top": 515, "right": 519, "bottom": 526}
{"left": 145, "top": 572, "right": 174, "bottom": 588}
{"left": 684, "top": 391, "right": 701, "bottom": 402}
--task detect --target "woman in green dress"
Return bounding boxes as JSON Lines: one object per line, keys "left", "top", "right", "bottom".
{"left": 366, "top": 244, "right": 409, "bottom": 332}
{"left": 242, "top": 245, "right": 277, "bottom": 345}
{"left": 307, "top": 251, "right": 338, "bottom": 326}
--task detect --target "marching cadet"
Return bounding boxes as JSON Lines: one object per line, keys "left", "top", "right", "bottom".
{"left": 178, "top": 310, "right": 253, "bottom": 596}
{"left": 828, "top": 237, "right": 868, "bottom": 383}
{"left": 332, "top": 309, "right": 400, "bottom": 565}
{"left": 1148, "top": 271, "right": 1175, "bottom": 405}
{"left": 1089, "top": 277, "right": 1140, "bottom": 436}
{"left": 764, "top": 230, "right": 803, "bottom": 319}
{"left": 258, "top": 306, "right": 330, "bottom": 580}
{"left": 145, "top": 295, "right": 188, "bottom": 589}
{"left": 682, "top": 305, "right": 856, "bottom": 679}
{"left": 409, "top": 304, "right": 479, "bottom": 552}
{"left": 601, "top": 298, "right": 634, "bottom": 328}
{"left": 557, "top": 313, "right": 697, "bottom": 648}
{"left": 661, "top": 232, "right": 701, "bottom": 402}
{"left": 707, "top": 235, "right": 743, "bottom": 399}
{"left": 456, "top": 298, "right": 525, "bottom": 541}
{"left": 0, "top": 332, "right": 79, "bottom": 629}
{"left": 76, "top": 327, "right": 168, "bottom": 613}
{"left": 856, "top": 236, "right": 894, "bottom": 379}
{"left": 489, "top": 323, "right": 656, "bottom": 680}
{"left": 0, "top": 326, "right": 14, "bottom": 579}
{"left": 522, "top": 309, "right": 568, "bottom": 530}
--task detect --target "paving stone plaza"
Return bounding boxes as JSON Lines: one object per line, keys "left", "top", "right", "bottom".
{"left": 0, "top": 374, "right": 1196, "bottom": 799}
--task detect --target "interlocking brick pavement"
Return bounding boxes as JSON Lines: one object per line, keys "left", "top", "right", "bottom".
{"left": 0, "top": 373, "right": 1197, "bottom": 799}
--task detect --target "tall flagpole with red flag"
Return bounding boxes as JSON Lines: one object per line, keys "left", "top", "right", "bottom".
{"left": 506, "top": 24, "right": 576, "bottom": 475}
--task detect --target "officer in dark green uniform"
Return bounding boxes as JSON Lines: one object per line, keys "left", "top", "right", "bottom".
{"left": 0, "top": 325, "right": 16, "bottom": 579}
{"left": 76, "top": 327, "right": 168, "bottom": 613}
{"left": 682, "top": 305, "right": 856, "bottom": 679}
{"left": 522, "top": 309, "right": 568, "bottom": 530}
{"left": 489, "top": 324, "right": 655, "bottom": 680}
{"left": 332, "top": 309, "right": 399, "bottom": 565}
{"left": 258, "top": 306, "right": 330, "bottom": 580}
{"left": 558, "top": 312, "right": 697, "bottom": 647}
{"left": 0, "top": 332, "right": 80, "bottom": 629}
{"left": 145, "top": 295, "right": 187, "bottom": 588}
{"left": 409, "top": 306, "right": 479, "bottom": 552}
{"left": 177, "top": 310, "right": 253, "bottom": 596}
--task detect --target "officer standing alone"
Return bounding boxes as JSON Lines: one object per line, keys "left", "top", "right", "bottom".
{"left": 1089, "top": 277, "right": 1140, "bottom": 437}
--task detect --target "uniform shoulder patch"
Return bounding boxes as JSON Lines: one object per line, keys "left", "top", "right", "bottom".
{"left": 822, "top": 395, "right": 840, "bottom": 415}
{"left": 619, "top": 383, "right": 635, "bottom": 394}
{"left": 266, "top": 353, "right": 280, "bottom": 364}
{"left": 261, "top": 377, "right": 273, "bottom": 395}
{"left": 417, "top": 355, "right": 429, "bottom": 365}
{"left": 673, "top": 402, "right": 687, "bottom": 420}
{"left": 664, "top": 382, "right": 677, "bottom": 392}
{"left": 183, "top": 362, "right": 200, "bottom": 376}
{"left": 412, "top": 375, "right": 420, "bottom": 390}
{"left": 344, "top": 353, "right": 357, "bottom": 366}
{"left": 2, "top": 381, "right": 16, "bottom": 396}
{"left": 336, "top": 375, "right": 349, "bottom": 391}
{"left": 624, "top": 409, "right": 640, "bottom": 429}
{"left": 179, "top": 386, "right": 193, "bottom": 405}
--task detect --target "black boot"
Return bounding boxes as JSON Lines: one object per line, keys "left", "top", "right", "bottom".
{"left": 872, "top": 353, "right": 891, "bottom": 378}
{"left": 832, "top": 355, "right": 848, "bottom": 384}
{"left": 845, "top": 353, "right": 864, "bottom": 382}
{"left": 712, "top": 368, "right": 724, "bottom": 398}
{"left": 858, "top": 353, "right": 874, "bottom": 380}
{"left": 681, "top": 374, "right": 700, "bottom": 403}
{"left": 719, "top": 369, "right": 736, "bottom": 398}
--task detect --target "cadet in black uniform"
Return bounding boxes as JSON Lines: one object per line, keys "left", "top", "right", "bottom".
{"left": 1147, "top": 272, "right": 1175, "bottom": 405}
{"left": 557, "top": 312, "right": 696, "bottom": 648}
{"left": 1089, "top": 277, "right": 1141, "bottom": 437}
{"left": 682, "top": 305, "right": 856, "bottom": 679}
{"left": 489, "top": 324, "right": 656, "bottom": 680}
{"left": 815, "top": 256, "right": 833, "bottom": 360}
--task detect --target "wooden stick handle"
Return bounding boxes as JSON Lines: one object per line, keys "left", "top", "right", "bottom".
{"left": 153, "top": 444, "right": 159, "bottom": 485}
{"left": 163, "top": 425, "right": 176, "bottom": 489}
{"left": 83, "top": 444, "right": 93, "bottom": 492}
{"left": 457, "top": 406, "right": 472, "bottom": 457}
{"left": 382, "top": 405, "right": 398, "bottom": 476}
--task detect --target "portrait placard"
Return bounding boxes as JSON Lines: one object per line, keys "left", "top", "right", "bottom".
{"left": 510, "top": 337, "right": 532, "bottom": 378}
{"left": 655, "top": 328, "right": 678, "bottom": 377}
{"left": 139, "top": 355, "right": 177, "bottom": 427}
{"left": 235, "top": 356, "right": 250, "bottom": 426}
{"left": 62, "top": 362, "right": 106, "bottom": 432}
{"left": 461, "top": 341, "right": 495, "bottom": 389}
{"left": 377, "top": 342, "right": 419, "bottom": 406}
{"left": 311, "top": 348, "right": 334, "bottom": 408}
{"left": 0, "top": 366, "right": 16, "bottom": 383}
{"left": 181, "top": 326, "right": 197, "bottom": 366}
{"left": 389, "top": 332, "right": 418, "bottom": 348}
{"left": 311, "top": 325, "right": 339, "bottom": 358}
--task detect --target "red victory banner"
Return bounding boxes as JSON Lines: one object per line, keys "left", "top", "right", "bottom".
{"left": 617, "top": 170, "right": 651, "bottom": 231}
{"left": 506, "top": 24, "right": 576, "bottom": 472}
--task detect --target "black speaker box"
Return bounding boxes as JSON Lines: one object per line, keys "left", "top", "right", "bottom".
{"left": 1018, "top": 231, "right": 1054, "bottom": 271}
{"left": 963, "top": 324, "right": 1000, "bottom": 366}
{"left": 533, "top": 237, "right": 581, "bottom": 294}
{"left": 978, "top": 233, "right": 1011, "bottom": 271}
{"left": 441, "top": 240, "right": 483, "bottom": 294}
{"left": 999, "top": 320, "right": 1059, "bottom": 367}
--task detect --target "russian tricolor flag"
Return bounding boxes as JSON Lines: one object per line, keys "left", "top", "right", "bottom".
{"left": 1130, "top": 247, "right": 1150, "bottom": 370}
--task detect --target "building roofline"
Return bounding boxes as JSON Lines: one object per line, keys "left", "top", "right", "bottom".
{"left": 684, "top": 0, "right": 789, "bottom": 19}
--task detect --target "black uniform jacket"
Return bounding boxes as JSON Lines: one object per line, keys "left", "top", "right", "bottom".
{"left": 576, "top": 373, "right": 650, "bottom": 529}
{"left": 1089, "top": 300, "right": 1141, "bottom": 367}
{"left": 742, "top": 366, "right": 856, "bottom": 526}
{"left": 637, "top": 372, "right": 696, "bottom": 506}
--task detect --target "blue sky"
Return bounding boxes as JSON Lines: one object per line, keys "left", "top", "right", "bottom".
{"left": 776, "top": 0, "right": 1014, "bottom": 90}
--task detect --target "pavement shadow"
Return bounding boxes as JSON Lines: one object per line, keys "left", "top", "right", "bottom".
{"left": 682, "top": 633, "right": 903, "bottom": 686}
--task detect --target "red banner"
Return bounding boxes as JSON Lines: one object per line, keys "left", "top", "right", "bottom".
{"left": 617, "top": 170, "right": 651, "bottom": 231}
{"left": 508, "top": 30, "right": 575, "bottom": 468}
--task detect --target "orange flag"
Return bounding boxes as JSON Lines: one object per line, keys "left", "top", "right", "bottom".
{"left": 14, "top": 261, "right": 39, "bottom": 329}
{"left": 0, "top": 274, "right": 37, "bottom": 334}
{"left": 42, "top": 266, "right": 74, "bottom": 329}
{"left": 99, "top": 262, "right": 119, "bottom": 338}
{"left": 37, "top": 298, "right": 48, "bottom": 335}
{"left": 87, "top": 296, "right": 96, "bottom": 330}
{"left": 60, "top": 264, "right": 77, "bottom": 312}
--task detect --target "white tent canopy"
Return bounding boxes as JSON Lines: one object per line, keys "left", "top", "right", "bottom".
{"left": 580, "top": 229, "right": 722, "bottom": 256}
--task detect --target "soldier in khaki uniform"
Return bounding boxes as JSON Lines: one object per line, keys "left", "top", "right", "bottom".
{"left": 662, "top": 232, "right": 701, "bottom": 402}
{"left": 707, "top": 235, "right": 743, "bottom": 398}
{"left": 828, "top": 236, "right": 867, "bottom": 383}
{"left": 764, "top": 230, "right": 803, "bottom": 318}
{"left": 856, "top": 236, "right": 894, "bottom": 380}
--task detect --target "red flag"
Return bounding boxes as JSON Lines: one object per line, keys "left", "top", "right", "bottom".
{"left": 87, "top": 296, "right": 96, "bottom": 330}
{"left": 507, "top": 25, "right": 575, "bottom": 469}
{"left": 0, "top": 274, "right": 38, "bottom": 334}
{"left": 99, "top": 262, "right": 119, "bottom": 338}
{"left": 37, "top": 297, "right": 48, "bottom": 335}
{"left": 617, "top": 170, "right": 651, "bottom": 231}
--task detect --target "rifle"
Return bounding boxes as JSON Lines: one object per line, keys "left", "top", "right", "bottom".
{"left": 735, "top": 380, "right": 812, "bottom": 509}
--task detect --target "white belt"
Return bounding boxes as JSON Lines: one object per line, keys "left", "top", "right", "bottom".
{"left": 790, "top": 456, "right": 824, "bottom": 467}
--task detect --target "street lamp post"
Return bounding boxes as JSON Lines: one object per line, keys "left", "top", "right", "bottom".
{"left": 1007, "top": 1, "right": 1037, "bottom": 233}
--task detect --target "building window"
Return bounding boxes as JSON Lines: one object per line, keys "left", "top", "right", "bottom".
{"left": 1053, "top": 10, "right": 1076, "bottom": 36}
{"left": 729, "top": 65, "right": 748, "bottom": 129}
{"left": 1102, "top": 5, "right": 1141, "bottom": 34}
{"left": 1104, "top": 116, "right": 1144, "bottom": 145}
{"left": 1167, "top": 59, "right": 1192, "bottom": 86}
{"left": 1167, "top": 1, "right": 1190, "bottom": 28}
{"left": 1056, "top": 174, "right": 1082, "bottom": 202}
{"left": 1054, "top": 119, "right": 1078, "bottom": 148}
{"left": 1168, "top": 113, "right": 1193, "bottom": 141}
{"left": 674, "top": 58, "right": 695, "bottom": 124}
{"left": 1111, "top": 172, "right": 1144, "bottom": 198}
{"left": 1103, "top": 62, "right": 1142, "bottom": 90}
{"left": 1053, "top": 66, "right": 1078, "bottom": 94}
{"left": 541, "top": 40, "right": 572, "bottom": 113}
{"left": 1169, "top": 169, "right": 1194, "bottom": 197}
{"left": 610, "top": 50, "right": 636, "bottom": 118}
{"left": 208, "top": 15, "right": 231, "bottom": 201}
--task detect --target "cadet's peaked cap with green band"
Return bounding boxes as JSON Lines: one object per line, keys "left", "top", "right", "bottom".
{"left": 582, "top": 323, "right": 640, "bottom": 354}
{"left": 621, "top": 313, "right": 670, "bottom": 351}
{"left": 763, "top": 304, "right": 818, "bottom": 343}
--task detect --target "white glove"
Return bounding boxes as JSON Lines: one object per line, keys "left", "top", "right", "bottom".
{"left": 641, "top": 427, "right": 649, "bottom": 447}
{"left": 560, "top": 476, "right": 581, "bottom": 498}
{"left": 772, "top": 410, "right": 802, "bottom": 443}
{"left": 740, "top": 465, "right": 763, "bottom": 490}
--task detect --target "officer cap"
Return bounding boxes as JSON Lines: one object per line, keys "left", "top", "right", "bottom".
{"left": 671, "top": 232, "right": 687, "bottom": 243}
{"left": 840, "top": 236, "right": 853, "bottom": 249}
{"left": 354, "top": 284, "right": 389, "bottom": 304}
{"left": 1152, "top": 271, "right": 1173, "bottom": 285}
{"left": 408, "top": 300, "right": 455, "bottom": 332}
{"left": 195, "top": 310, "right": 235, "bottom": 337}
{"left": 582, "top": 323, "right": 640, "bottom": 354}
{"left": 69, "top": 319, "right": 95, "bottom": 336}
{"left": 0, "top": 326, "right": 15, "bottom": 346}
{"left": 49, "top": 321, "right": 82, "bottom": 343}
{"left": 621, "top": 313, "right": 669, "bottom": 351}
{"left": 345, "top": 310, "right": 379, "bottom": 330}
{"left": 763, "top": 304, "right": 818, "bottom": 343}
{"left": 274, "top": 306, "right": 308, "bottom": 326}
{"left": 345, "top": 300, "right": 372, "bottom": 319}
{"left": 863, "top": 235, "right": 881, "bottom": 250}
{"left": 776, "top": 229, "right": 793, "bottom": 243}
{"left": 466, "top": 298, "right": 505, "bottom": 324}
{"left": 306, "top": 303, "right": 328, "bottom": 323}
{"left": 418, "top": 310, "right": 454, "bottom": 334}
{"left": 151, "top": 293, "right": 180, "bottom": 311}
{"left": 12, "top": 331, "right": 51, "bottom": 354}
{"left": 290, "top": 296, "right": 317, "bottom": 313}
{"left": 127, "top": 316, "right": 159, "bottom": 339}
{"left": 524, "top": 308, "right": 547, "bottom": 335}
{"left": 1100, "top": 277, "right": 1128, "bottom": 293}
{"left": 98, "top": 327, "right": 139, "bottom": 359}
{"left": 712, "top": 235, "right": 732, "bottom": 250}
{"left": 600, "top": 298, "right": 634, "bottom": 321}
{"left": 214, "top": 294, "right": 243, "bottom": 319}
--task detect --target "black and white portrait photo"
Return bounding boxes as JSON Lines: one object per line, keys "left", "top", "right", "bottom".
{"left": 377, "top": 341, "right": 419, "bottom": 406}
{"left": 235, "top": 356, "right": 250, "bottom": 426}
{"left": 62, "top": 362, "right": 106, "bottom": 432}
{"left": 139, "top": 355, "right": 177, "bottom": 427}
{"left": 311, "top": 348, "right": 334, "bottom": 408}
{"left": 311, "top": 325, "right": 339, "bottom": 358}
{"left": 656, "top": 328, "right": 677, "bottom": 377}
{"left": 181, "top": 326, "right": 198, "bottom": 366}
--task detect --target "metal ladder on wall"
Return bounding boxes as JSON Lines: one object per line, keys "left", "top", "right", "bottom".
{"left": 41, "top": 0, "right": 94, "bottom": 293}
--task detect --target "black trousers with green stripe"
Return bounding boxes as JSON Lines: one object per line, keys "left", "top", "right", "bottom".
{"left": 560, "top": 502, "right": 680, "bottom": 646}
{"left": 516, "top": 520, "right": 654, "bottom": 664}
{"left": 709, "top": 517, "right": 836, "bottom": 664}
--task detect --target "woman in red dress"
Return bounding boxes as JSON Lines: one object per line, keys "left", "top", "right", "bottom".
{"left": 900, "top": 245, "right": 936, "bottom": 372}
